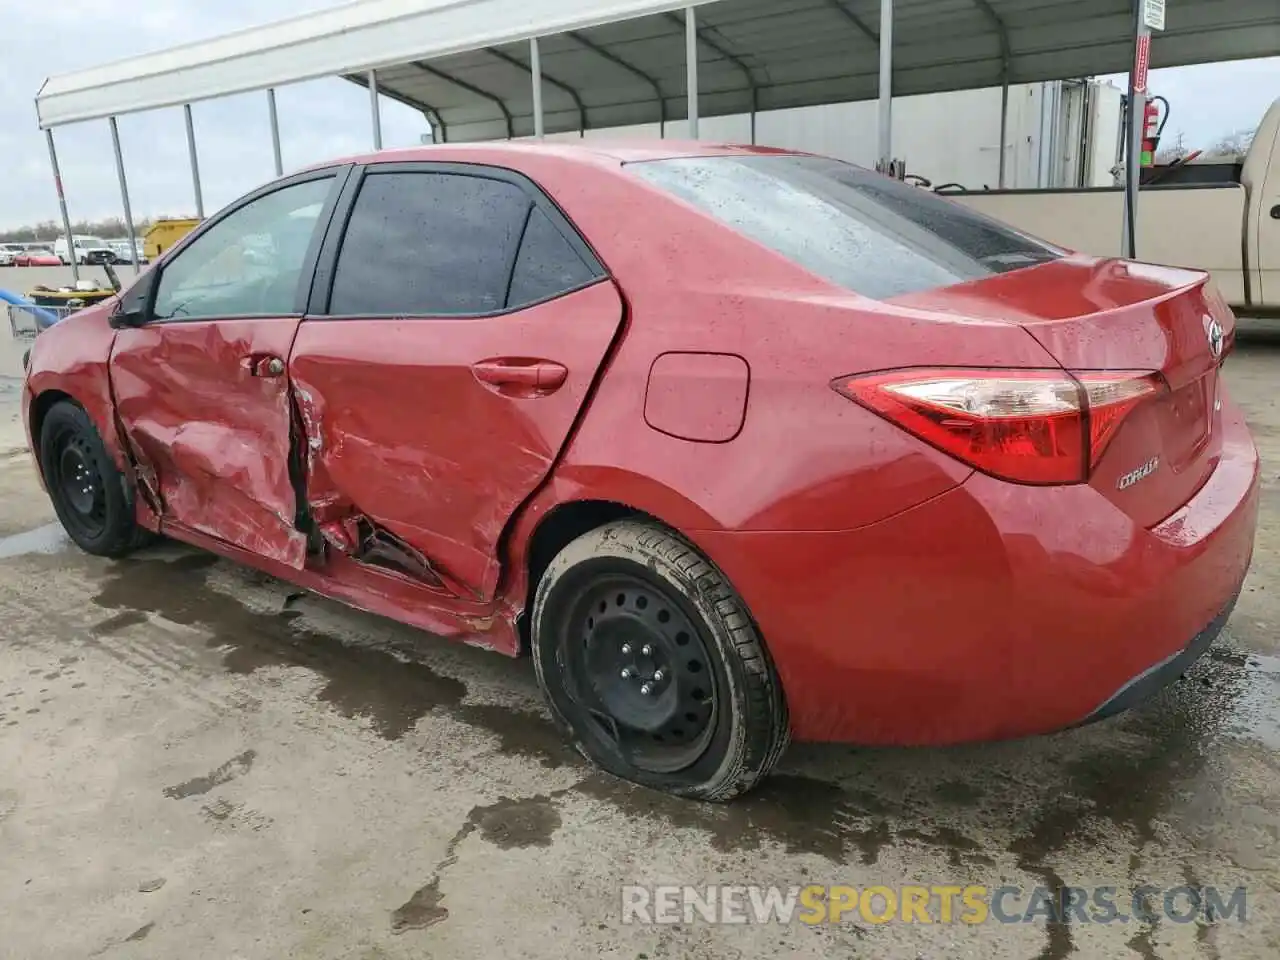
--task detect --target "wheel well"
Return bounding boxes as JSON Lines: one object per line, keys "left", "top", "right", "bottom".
{"left": 27, "top": 390, "right": 76, "bottom": 464}
{"left": 518, "top": 499, "right": 659, "bottom": 655}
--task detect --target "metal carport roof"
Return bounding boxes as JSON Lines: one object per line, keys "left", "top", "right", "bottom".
{"left": 36, "top": 0, "right": 1280, "bottom": 139}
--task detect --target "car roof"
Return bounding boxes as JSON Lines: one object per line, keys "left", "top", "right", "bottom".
{"left": 303, "top": 140, "right": 806, "bottom": 174}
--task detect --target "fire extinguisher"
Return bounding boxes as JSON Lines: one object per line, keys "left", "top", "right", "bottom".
{"left": 1141, "top": 96, "right": 1169, "bottom": 168}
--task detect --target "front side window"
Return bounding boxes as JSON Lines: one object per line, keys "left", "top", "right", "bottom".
{"left": 152, "top": 177, "right": 333, "bottom": 321}
{"left": 629, "top": 155, "right": 1063, "bottom": 300}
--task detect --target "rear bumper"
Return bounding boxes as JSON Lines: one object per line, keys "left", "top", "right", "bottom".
{"left": 1081, "top": 591, "right": 1237, "bottom": 724}
{"left": 695, "top": 401, "right": 1259, "bottom": 744}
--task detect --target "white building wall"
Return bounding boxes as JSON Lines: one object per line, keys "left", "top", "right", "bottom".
{"left": 536, "top": 81, "right": 1123, "bottom": 192}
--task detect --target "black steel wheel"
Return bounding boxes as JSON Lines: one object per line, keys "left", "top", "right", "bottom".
{"left": 38, "top": 400, "right": 149, "bottom": 558}
{"left": 563, "top": 572, "right": 720, "bottom": 774}
{"left": 532, "top": 520, "right": 789, "bottom": 801}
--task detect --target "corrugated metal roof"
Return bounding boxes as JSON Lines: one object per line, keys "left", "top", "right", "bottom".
{"left": 36, "top": 0, "right": 1280, "bottom": 133}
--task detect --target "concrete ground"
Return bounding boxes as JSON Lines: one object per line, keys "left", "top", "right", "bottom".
{"left": 1, "top": 287, "right": 1278, "bottom": 960}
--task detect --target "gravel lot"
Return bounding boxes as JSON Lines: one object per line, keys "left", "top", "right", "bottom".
{"left": 0, "top": 281, "right": 1278, "bottom": 959}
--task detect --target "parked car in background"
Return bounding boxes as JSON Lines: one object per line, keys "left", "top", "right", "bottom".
{"left": 15, "top": 246, "right": 61, "bottom": 267}
{"left": 22, "top": 143, "right": 1259, "bottom": 801}
{"left": 107, "top": 238, "right": 148, "bottom": 265}
{"left": 0, "top": 243, "right": 26, "bottom": 266}
{"left": 53, "top": 235, "right": 116, "bottom": 265}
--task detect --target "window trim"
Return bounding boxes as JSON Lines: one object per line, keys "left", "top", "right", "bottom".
{"left": 135, "top": 165, "right": 353, "bottom": 326}
{"left": 308, "top": 161, "right": 607, "bottom": 321}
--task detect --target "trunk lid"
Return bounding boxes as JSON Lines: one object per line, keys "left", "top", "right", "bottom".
{"left": 892, "top": 256, "right": 1234, "bottom": 527}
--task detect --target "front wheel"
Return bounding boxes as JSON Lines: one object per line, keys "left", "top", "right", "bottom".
{"left": 39, "top": 400, "right": 149, "bottom": 557}
{"left": 531, "top": 520, "right": 789, "bottom": 801}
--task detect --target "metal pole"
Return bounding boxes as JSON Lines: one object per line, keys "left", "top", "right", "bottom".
{"left": 531, "top": 38, "right": 545, "bottom": 139}
{"left": 1122, "top": 4, "right": 1148, "bottom": 260}
{"left": 685, "top": 7, "right": 699, "bottom": 138}
{"left": 267, "top": 88, "right": 283, "bottom": 177}
{"left": 184, "top": 104, "right": 205, "bottom": 219}
{"left": 44, "top": 128, "right": 79, "bottom": 283}
{"left": 109, "top": 118, "right": 141, "bottom": 277}
{"left": 368, "top": 69, "right": 383, "bottom": 149}
{"left": 998, "top": 75, "right": 1009, "bottom": 188}
{"left": 877, "top": 0, "right": 894, "bottom": 171}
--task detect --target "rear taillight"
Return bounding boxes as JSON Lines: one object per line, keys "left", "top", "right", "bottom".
{"left": 834, "top": 368, "right": 1160, "bottom": 485}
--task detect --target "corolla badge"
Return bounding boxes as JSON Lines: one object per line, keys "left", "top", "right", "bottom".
{"left": 1117, "top": 456, "right": 1160, "bottom": 491}
{"left": 1206, "top": 316, "right": 1225, "bottom": 360}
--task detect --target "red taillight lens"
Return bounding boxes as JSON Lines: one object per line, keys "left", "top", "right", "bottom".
{"left": 834, "top": 368, "right": 1160, "bottom": 485}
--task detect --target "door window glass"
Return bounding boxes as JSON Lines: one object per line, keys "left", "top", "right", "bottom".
{"left": 506, "top": 208, "right": 598, "bottom": 308}
{"left": 329, "top": 172, "right": 531, "bottom": 316}
{"left": 152, "top": 177, "right": 333, "bottom": 321}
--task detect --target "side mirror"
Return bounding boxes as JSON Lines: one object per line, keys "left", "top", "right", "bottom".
{"left": 108, "top": 271, "right": 155, "bottom": 329}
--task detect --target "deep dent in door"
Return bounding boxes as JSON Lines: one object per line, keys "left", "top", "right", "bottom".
{"left": 109, "top": 319, "right": 308, "bottom": 566}
{"left": 288, "top": 281, "right": 626, "bottom": 600}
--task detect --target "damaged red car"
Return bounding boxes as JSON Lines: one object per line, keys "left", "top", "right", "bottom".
{"left": 23, "top": 144, "right": 1259, "bottom": 800}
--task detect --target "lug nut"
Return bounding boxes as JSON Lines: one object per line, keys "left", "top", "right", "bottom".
{"left": 621, "top": 668, "right": 633, "bottom": 679}
{"left": 641, "top": 644, "right": 653, "bottom": 656}
{"left": 653, "top": 669, "right": 665, "bottom": 682}
{"left": 621, "top": 643, "right": 632, "bottom": 655}
{"left": 640, "top": 682, "right": 653, "bottom": 696}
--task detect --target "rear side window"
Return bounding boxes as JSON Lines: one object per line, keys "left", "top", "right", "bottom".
{"left": 329, "top": 172, "right": 529, "bottom": 315}
{"left": 507, "top": 209, "right": 597, "bottom": 308}
{"left": 629, "top": 155, "right": 1062, "bottom": 300}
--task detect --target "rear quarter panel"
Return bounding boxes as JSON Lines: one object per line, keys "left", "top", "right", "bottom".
{"left": 498, "top": 153, "right": 1060, "bottom": 534}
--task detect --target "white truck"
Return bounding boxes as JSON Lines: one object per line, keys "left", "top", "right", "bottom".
{"left": 949, "top": 97, "right": 1280, "bottom": 314}
{"left": 53, "top": 234, "right": 116, "bottom": 266}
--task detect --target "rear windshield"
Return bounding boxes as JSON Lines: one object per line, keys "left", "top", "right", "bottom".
{"left": 628, "top": 154, "right": 1063, "bottom": 300}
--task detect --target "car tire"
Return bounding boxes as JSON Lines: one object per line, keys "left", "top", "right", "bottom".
{"left": 39, "top": 400, "right": 150, "bottom": 558}
{"left": 531, "top": 519, "right": 789, "bottom": 801}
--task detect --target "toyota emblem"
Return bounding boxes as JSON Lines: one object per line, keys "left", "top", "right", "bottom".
{"left": 1206, "top": 317, "right": 1225, "bottom": 360}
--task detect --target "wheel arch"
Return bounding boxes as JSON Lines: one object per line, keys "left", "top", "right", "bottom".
{"left": 26, "top": 388, "right": 78, "bottom": 481}
{"left": 514, "top": 498, "right": 663, "bottom": 655}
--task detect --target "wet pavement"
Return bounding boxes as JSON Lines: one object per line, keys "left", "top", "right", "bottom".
{"left": 0, "top": 340, "right": 1278, "bottom": 959}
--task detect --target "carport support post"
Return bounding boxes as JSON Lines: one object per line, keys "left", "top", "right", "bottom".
{"left": 267, "top": 88, "right": 284, "bottom": 177}
{"left": 44, "top": 128, "right": 79, "bottom": 283}
{"left": 877, "top": 0, "right": 893, "bottom": 172}
{"left": 530, "top": 38, "right": 545, "bottom": 139}
{"left": 998, "top": 77, "right": 1009, "bottom": 188}
{"left": 109, "top": 118, "right": 141, "bottom": 277}
{"left": 184, "top": 104, "right": 205, "bottom": 219}
{"left": 368, "top": 69, "right": 384, "bottom": 149}
{"left": 685, "top": 6, "right": 699, "bottom": 138}
{"left": 1121, "top": 6, "right": 1149, "bottom": 260}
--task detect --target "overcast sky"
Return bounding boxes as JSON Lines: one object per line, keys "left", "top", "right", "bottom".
{"left": 1, "top": 1, "right": 1277, "bottom": 231}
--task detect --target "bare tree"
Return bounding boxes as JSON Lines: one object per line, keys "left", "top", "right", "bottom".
{"left": 1204, "top": 128, "right": 1255, "bottom": 159}
{"left": 1155, "top": 130, "right": 1188, "bottom": 164}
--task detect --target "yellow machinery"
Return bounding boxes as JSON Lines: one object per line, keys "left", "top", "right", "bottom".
{"left": 144, "top": 217, "right": 201, "bottom": 259}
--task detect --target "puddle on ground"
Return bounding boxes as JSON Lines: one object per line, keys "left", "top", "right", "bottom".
{"left": 0, "top": 522, "right": 68, "bottom": 560}
{"left": 86, "top": 544, "right": 1280, "bottom": 955}
{"left": 92, "top": 552, "right": 467, "bottom": 739}
{"left": 1224, "top": 652, "right": 1280, "bottom": 750}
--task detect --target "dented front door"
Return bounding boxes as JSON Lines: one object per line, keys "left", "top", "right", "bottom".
{"left": 111, "top": 318, "right": 306, "bottom": 565}
{"left": 107, "top": 171, "right": 342, "bottom": 567}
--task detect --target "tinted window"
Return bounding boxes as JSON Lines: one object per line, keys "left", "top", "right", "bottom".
{"left": 506, "top": 209, "right": 597, "bottom": 308}
{"left": 330, "top": 172, "right": 531, "bottom": 315}
{"left": 629, "top": 155, "right": 1063, "bottom": 300}
{"left": 152, "top": 177, "right": 332, "bottom": 320}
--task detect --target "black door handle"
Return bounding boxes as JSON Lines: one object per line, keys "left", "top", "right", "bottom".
{"left": 1270, "top": 204, "right": 1280, "bottom": 220}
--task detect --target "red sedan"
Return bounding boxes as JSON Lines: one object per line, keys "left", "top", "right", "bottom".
{"left": 16, "top": 247, "right": 61, "bottom": 267}
{"left": 22, "top": 143, "right": 1258, "bottom": 800}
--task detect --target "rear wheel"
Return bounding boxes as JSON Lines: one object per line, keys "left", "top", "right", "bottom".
{"left": 531, "top": 520, "right": 789, "bottom": 801}
{"left": 39, "top": 401, "right": 148, "bottom": 557}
